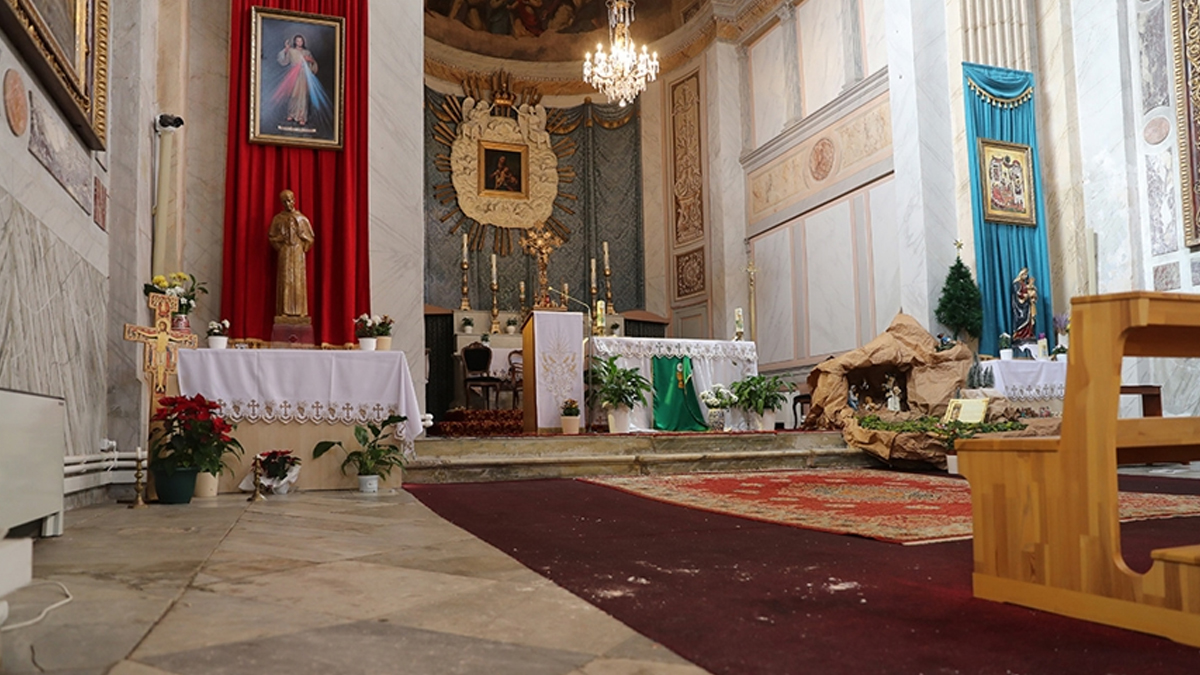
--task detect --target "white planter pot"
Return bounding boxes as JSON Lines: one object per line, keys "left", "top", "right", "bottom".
{"left": 999, "top": 349, "right": 1013, "bottom": 361}
{"left": 376, "top": 336, "right": 392, "bottom": 351}
{"left": 607, "top": 407, "right": 631, "bottom": 434}
{"left": 750, "top": 409, "right": 777, "bottom": 432}
{"left": 207, "top": 336, "right": 228, "bottom": 349}
{"left": 358, "top": 337, "right": 377, "bottom": 351}
{"left": 193, "top": 471, "right": 219, "bottom": 498}
{"left": 505, "top": 325, "right": 517, "bottom": 334}
{"left": 463, "top": 325, "right": 474, "bottom": 334}
{"left": 561, "top": 415, "right": 581, "bottom": 435}
{"left": 358, "top": 475, "right": 380, "bottom": 494}
{"left": 1057, "top": 333, "right": 1069, "bottom": 350}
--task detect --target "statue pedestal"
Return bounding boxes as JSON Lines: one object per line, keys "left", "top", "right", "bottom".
{"left": 271, "top": 317, "right": 314, "bottom": 347}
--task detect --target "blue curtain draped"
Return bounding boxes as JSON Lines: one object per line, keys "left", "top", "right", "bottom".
{"left": 963, "top": 62, "right": 1055, "bottom": 355}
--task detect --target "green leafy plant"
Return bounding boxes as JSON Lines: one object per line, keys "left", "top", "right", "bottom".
{"left": 731, "top": 374, "right": 793, "bottom": 415}
{"left": 149, "top": 395, "right": 243, "bottom": 476}
{"left": 312, "top": 414, "right": 410, "bottom": 479}
{"left": 506, "top": 316, "right": 519, "bottom": 327}
{"left": 935, "top": 254, "right": 983, "bottom": 340}
{"left": 255, "top": 449, "right": 301, "bottom": 480}
{"left": 998, "top": 333, "right": 1012, "bottom": 350}
{"left": 587, "top": 356, "right": 651, "bottom": 410}
{"left": 857, "top": 414, "right": 1025, "bottom": 451}
{"left": 461, "top": 316, "right": 474, "bottom": 328}
{"left": 561, "top": 398, "right": 580, "bottom": 416}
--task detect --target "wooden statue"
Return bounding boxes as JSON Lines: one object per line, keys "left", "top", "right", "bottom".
{"left": 268, "top": 189, "right": 315, "bottom": 322}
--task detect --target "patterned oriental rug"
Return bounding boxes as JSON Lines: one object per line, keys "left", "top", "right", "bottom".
{"left": 581, "top": 469, "right": 1200, "bottom": 545}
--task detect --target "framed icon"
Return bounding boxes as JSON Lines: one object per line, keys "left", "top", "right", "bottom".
{"left": 978, "top": 138, "right": 1036, "bottom": 226}
{"left": 479, "top": 141, "right": 528, "bottom": 199}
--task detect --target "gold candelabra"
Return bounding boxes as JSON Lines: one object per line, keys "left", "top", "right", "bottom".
{"left": 590, "top": 283, "right": 598, "bottom": 315}
{"left": 490, "top": 282, "right": 501, "bottom": 333}
{"left": 460, "top": 260, "right": 471, "bottom": 310}
{"left": 247, "top": 459, "right": 267, "bottom": 502}
{"left": 603, "top": 267, "right": 615, "bottom": 314}
{"left": 129, "top": 450, "right": 147, "bottom": 509}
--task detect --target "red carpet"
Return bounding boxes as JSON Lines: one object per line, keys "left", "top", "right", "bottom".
{"left": 407, "top": 474, "right": 1200, "bottom": 675}
{"left": 582, "top": 469, "right": 1200, "bottom": 544}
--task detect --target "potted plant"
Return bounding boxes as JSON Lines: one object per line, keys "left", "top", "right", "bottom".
{"left": 732, "top": 374, "right": 792, "bottom": 431}
{"left": 149, "top": 394, "right": 243, "bottom": 504}
{"left": 587, "top": 356, "right": 650, "bottom": 434}
{"left": 560, "top": 398, "right": 581, "bottom": 435}
{"left": 505, "top": 317, "right": 519, "bottom": 334}
{"left": 355, "top": 314, "right": 378, "bottom": 351}
{"left": 144, "top": 272, "right": 208, "bottom": 333}
{"left": 998, "top": 333, "right": 1013, "bottom": 360}
{"left": 238, "top": 450, "right": 302, "bottom": 495}
{"left": 1054, "top": 312, "right": 1070, "bottom": 350}
{"left": 376, "top": 315, "right": 394, "bottom": 351}
{"left": 206, "top": 319, "right": 230, "bottom": 349}
{"left": 312, "top": 414, "right": 410, "bottom": 493}
{"left": 700, "top": 384, "right": 739, "bottom": 432}
{"left": 609, "top": 322, "right": 621, "bottom": 336}
{"left": 461, "top": 316, "right": 474, "bottom": 334}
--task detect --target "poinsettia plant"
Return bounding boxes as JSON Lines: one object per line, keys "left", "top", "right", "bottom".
{"left": 255, "top": 449, "right": 301, "bottom": 480}
{"left": 149, "top": 394, "right": 243, "bottom": 476}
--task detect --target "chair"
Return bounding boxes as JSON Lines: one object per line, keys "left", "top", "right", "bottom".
{"left": 461, "top": 342, "right": 502, "bottom": 409}
{"left": 500, "top": 350, "right": 524, "bottom": 409}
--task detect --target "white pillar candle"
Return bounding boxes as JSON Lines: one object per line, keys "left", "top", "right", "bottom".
{"left": 602, "top": 241, "right": 610, "bottom": 271}
{"left": 491, "top": 254, "right": 497, "bottom": 283}
{"left": 735, "top": 307, "right": 744, "bottom": 332}
{"left": 597, "top": 300, "right": 606, "bottom": 324}
{"left": 519, "top": 280, "right": 525, "bottom": 302}
{"left": 462, "top": 234, "right": 468, "bottom": 263}
{"left": 562, "top": 282, "right": 569, "bottom": 299}
{"left": 591, "top": 258, "right": 597, "bottom": 288}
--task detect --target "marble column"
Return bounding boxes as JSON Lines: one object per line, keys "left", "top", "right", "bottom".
{"left": 706, "top": 42, "right": 749, "bottom": 340}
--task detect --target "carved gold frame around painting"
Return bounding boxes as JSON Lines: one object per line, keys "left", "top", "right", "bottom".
{"left": 1171, "top": 0, "right": 1200, "bottom": 247}
{"left": 978, "top": 138, "right": 1036, "bottom": 226}
{"left": 0, "top": 0, "right": 108, "bottom": 150}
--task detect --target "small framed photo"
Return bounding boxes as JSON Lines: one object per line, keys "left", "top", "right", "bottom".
{"left": 479, "top": 141, "right": 528, "bottom": 199}
{"left": 978, "top": 138, "right": 1036, "bottom": 226}
{"left": 249, "top": 7, "right": 344, "bottom": 149}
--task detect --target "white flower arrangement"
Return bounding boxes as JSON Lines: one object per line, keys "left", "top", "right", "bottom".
{"left": 206, "top": 319, "right": 230, "bottom": 337}
{"left": 700, "top": 384, "right": 738, "bottom": 410}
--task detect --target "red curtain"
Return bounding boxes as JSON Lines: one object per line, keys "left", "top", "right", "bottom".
{"left": 221, "top": 0, "right": 369, "bottom": 346}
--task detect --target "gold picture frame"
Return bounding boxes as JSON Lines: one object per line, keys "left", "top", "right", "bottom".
{"left": 943, "top": 398, "right": 989, "bottom": 424}
{"left": 478, "top": 140, "right": 528, "bottom": 199}
{"left": 978, "top": 138, "right": 1036, "bottom": 226}
{"left": 0, "top": 0, "right": 109, "bottom": 150}
{"left": 1171, "top": 0, "right": 1200, "bottom": 247}
{"left": 249, "top": 7, "right": 344, "bottom": 149}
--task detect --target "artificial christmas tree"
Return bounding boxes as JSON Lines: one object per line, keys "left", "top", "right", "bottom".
{"left": 936, "top": 246, "right": 984, "bottom": 341}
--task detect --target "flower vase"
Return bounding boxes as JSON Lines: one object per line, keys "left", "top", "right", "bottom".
{"left": 607, "top": 407, "right": 631, "bottom": 434}
{"left": 207, "top": 336, "right": 228, "bottom": 349}
{"left": 505, "top": 325, "right": 517, "bottom": 334}
{"left": 193, "top": 471, "right": 219, "bottom": 498}
{"left": 1057, "top": 333, "right": 1069, "bottom": 350}
{"left": 561, "top": 415, "right": 581, "bottom": 435}
{"left": 171, "top": 314, "right": 190, "bottom": 333}
{"left": 376, "top": 336, "right": 392, "bottom": 351}
{"left": 707, "top": 408, "right": 727, "bottom": 432}
{"left": 999, "top": 349, "right": 1013, "bottom": 361}
{"left": 358, "top": 337, "right": 377, "bottom": 351}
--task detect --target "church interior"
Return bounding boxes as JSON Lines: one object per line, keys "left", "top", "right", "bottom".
{"left": 2, "top": 0, "right": 1200, "bottom": 672}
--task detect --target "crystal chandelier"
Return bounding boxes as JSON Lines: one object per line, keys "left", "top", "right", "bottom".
{"left": 583, "top": 0, "right": 659, "bottom": 107}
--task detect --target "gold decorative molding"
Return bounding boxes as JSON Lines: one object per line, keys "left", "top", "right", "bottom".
{"left": 1171, "top": 0, "right": 1200, "bottom": 247}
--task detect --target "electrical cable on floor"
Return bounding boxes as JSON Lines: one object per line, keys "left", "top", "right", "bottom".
{"left": 0, "top": 580, "right": 72, "bottom": 632}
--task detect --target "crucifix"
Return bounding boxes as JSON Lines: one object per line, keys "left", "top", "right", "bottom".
{"left": 123, "top": 293, "right": 198, "bottom": 394}
{"left": 520, "top": 223, "right": 564, "bottom": 309}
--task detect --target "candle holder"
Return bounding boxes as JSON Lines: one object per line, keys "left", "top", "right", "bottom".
{"left": 247, "top": 460, "right": 267, "bottom": 502}
{"left": 129, "top": 453, "right": 147, "bottom": 509}
{"left": 460, "top": 260, "right": 471, "bottom": 310}
{"left": 490, "top": 282, "right": 501, "bottom": 334}
{"left": 603, "top": 268, "right": 615, "bottom": 314}
{"left": 590, "top": 284, "right": 598, "bottom": 314}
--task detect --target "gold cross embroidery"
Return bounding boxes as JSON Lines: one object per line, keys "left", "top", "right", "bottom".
{"left": 123, "top": 293, "right": 198, "bottom": 394}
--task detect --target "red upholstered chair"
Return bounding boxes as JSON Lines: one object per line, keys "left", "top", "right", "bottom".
{"left": 462, "top": 342, "right": 501, "bottom": 409}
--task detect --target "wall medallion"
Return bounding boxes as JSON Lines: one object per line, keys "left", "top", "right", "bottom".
{"left": 809, "top": 137, "right": 835, "bottom": 182}
{"left": 4, "top": 69, "right": 28, "bottom": 136}
{"left": 675, "top": 248, "right": 706, "bottom": 299}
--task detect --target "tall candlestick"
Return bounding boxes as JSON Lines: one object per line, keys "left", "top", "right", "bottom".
{"left": 562, "top": 282, "right": 569, "bottom": 307}
{"left": 602, "top": 241, "right": 610, "bottom": 272}
{"left": 460, "top": 258, "right": 471, "bottom": 310}
{"left": 490, "top": 281, "right": 500, "bottom": 334}
{"left": 490, "top": 254, "right": 497, "bottom": 284}
{"left": 462, "top": 233, "right": 468, "bottom": 263}
{"left": 591, "top": 258, "right": 597, "bottom": 288}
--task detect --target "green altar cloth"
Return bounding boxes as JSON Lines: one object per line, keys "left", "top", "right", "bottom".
{"left": 652, "top": 356, "right": 707, "bottom": 432}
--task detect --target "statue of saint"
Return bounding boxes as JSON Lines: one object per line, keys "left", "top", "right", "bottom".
{"left": 269, "top": 190, "right": 315, "bottom": 321}
{"left": 1012, "top": 268, "right": 1038, "bottom": 341}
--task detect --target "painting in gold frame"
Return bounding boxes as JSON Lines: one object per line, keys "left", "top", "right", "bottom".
{"left": 1171, "top": 0, "right": 1200, "bottom": 247}
{"left": 978, "top": 138, "right": 1036, "bottom": 226}
{"left": 478, "top": 141, "right": 529, "bottom": 199}
{"left": 249, "top": 7, "right": 344, "bottom": 149}
{"left": 0, "top": 0, "right": 109, "bottom": 150}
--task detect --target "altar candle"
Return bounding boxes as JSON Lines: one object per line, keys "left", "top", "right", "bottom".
{"left": 603, "top": 241, "right": 610, "bottom": 272}
{"left": 562, "top": 282, "right": 569, "bottom": 300}
{"left": 591, "top": 258, "right": 597, "bottom": 288}
{"left": 519, "top": 281, "right": 525, "bottom": 303}
{"left": 735, "top": 307, "right": 744, "bottom": 332}
{"left": 597, "top": 300, "right": 606, "bottom": 324}
{"left": 491, "top": 254, "right": 497, "bottom": 283}
{"left": 462, "top": 234, "right": 468, "bottom": 263}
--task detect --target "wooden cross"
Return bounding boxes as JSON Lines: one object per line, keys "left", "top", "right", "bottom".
{"left": 123, "top": 293, "right": 198, "bottom": 394}
{"left": 520, "top": 223, "right": 564, "bottom": 309}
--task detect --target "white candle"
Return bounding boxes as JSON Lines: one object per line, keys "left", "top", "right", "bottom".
{"left": 591, "top": 258, "right": 597, "bottom": 288}
{"left": 735, "top": 307, "right": 744, "bottom": 332}
{"left": 491, "top": 254, "right": 497, "bottom": 284}
{"left": 462, "top": 234, "right": 468, "bottom": 263}
{"left": 562, "top": 282, "right": 569, "bottom": 299}
{"left": 597, "top": 300, "right": 606, "bottom": 323}
{"left": 519, "top": 281, "right": 525, "bottom": 302}
{"left": 603, "top": 241, "right": 610, "bottom": 271}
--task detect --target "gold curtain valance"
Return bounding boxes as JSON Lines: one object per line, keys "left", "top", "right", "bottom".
{"left": 967, "top": 78, "right": 1034, "bottom": 109}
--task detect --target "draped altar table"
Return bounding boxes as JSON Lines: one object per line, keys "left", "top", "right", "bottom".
{"left": 178, "top": 350, "right": 423, "bottom": 492}
{"left": 981, "top": 359, "right": 1065, "bottom": 414}
{"left": 590, "top": 338, "right": 758, "bottom": 432}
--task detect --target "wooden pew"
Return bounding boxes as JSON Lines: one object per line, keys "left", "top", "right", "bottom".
{"left": 957, "top": 292, "right": 1200, "bottom": 647}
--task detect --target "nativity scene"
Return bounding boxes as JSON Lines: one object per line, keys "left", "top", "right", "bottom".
{"left": 2, "top": 0, "right": 1200, "bottom": 672}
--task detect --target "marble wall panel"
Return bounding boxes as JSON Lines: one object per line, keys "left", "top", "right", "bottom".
{"left": 0, "top": 188, "right": 108, "bottom": 458}
{"left": 27, "top": 94, "right": 92, "bottom": 214}
{"left": 641, "top": 80, "right": 668, "bottom": 317}
{"left": 798, "top": 0, "right": 848, "bottom": 115}
{"left": 861, "top": 0, "right": 887, "bottom": 75}
{"left": 752, "top": 226, "right": 795, "bottom": 365}
{"left": 805, "top": 201, "right": 858, "bottom": 355}
{"left": 1153, "top": 261, "right": 1181, "bottom": 290}
{"left": 867, "top": 178, "right": 900, "bottom": 336}
{"left": 1147, "top": 151, "right": 1180, "bottom": 255}
{"left": 707, "top": 42, "right": 749, "bottom": 339}
{"left": 369, "top": 2, "right": 426, "bottom": 394}
{"left": 1139, "top": 2, "right": 1170, "bottom": 115}
{"left": 750, "top": 23, "right": 788, "bottom": 148}
{"left": 1193, "top": 257, "right": 1200, "bottom": 286}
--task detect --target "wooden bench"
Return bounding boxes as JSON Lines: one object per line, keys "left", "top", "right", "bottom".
{"left": 957, "top": 292, "right": 1200, "bottom": 647}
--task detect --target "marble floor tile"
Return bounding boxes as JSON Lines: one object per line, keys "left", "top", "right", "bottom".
{"left": 357, "top": 535, "right": 541, "bottom": 582}
{"left": 570, "top": 659, "right": 712, "bottom": 675}
{"left": 602, "top": 635, "right": 694, "bottom": 665}
{"left": 108, "top": 660, "right": 183, "bottom": 675}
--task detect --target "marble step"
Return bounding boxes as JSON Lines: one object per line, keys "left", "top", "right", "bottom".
{"left": 406, "top": 432, "right": 877, "bottom": 483}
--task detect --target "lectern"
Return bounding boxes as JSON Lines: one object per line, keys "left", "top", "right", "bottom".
{"left": 522, "top": 311, "right": 585, "bottom": 434}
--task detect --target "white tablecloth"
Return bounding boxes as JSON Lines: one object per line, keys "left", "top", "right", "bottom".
{"left": 178, "top": 350, "right": 424, "bottom": 442}
{"left": 590, "top": 338, "right": 759, "bottom": 431}
{"left": 982, "top": 359, "right": 1067, "bottom": 401}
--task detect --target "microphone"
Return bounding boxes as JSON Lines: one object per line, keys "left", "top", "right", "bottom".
{"left": 547, "top": 287, "right": 592, "bottom": 313}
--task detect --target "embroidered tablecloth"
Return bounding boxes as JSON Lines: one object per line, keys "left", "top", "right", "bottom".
{"left": 982, "top": 359, "right": 1067, "bottom": 402}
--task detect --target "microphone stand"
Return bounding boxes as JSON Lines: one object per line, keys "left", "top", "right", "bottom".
{"left": 548, "top": 288, "right": 598, "bottom": 434}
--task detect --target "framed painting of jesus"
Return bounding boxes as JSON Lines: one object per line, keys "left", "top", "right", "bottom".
{"left": 978, "top": 138, "right": 1036, "bottom": 226}
{"left": 249, "top": 7, "right": 344, "bottom": 149}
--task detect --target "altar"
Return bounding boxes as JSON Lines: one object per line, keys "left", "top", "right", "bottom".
{"left": 981, "top": 358, "right": 1065, "bottom": 414}
{"left": 177, "top": 350, "right": 423, "bottom": 492}
{"left": 590, "top": 337, "right": 758, "bottom": 431}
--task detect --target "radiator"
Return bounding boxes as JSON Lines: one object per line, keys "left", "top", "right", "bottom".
{"left": 0, "top": 389, "right": 66, "bottom": 537}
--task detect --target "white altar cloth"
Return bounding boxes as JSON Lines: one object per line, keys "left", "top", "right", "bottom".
{"left": 178, "top": 350, "right": 423, "bottom": 442}
{"left": 590, "top": 338, "right": 758, "bottom": 431}
{"left": 982, "top": 359, "right": 1067, "bottom": 402}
